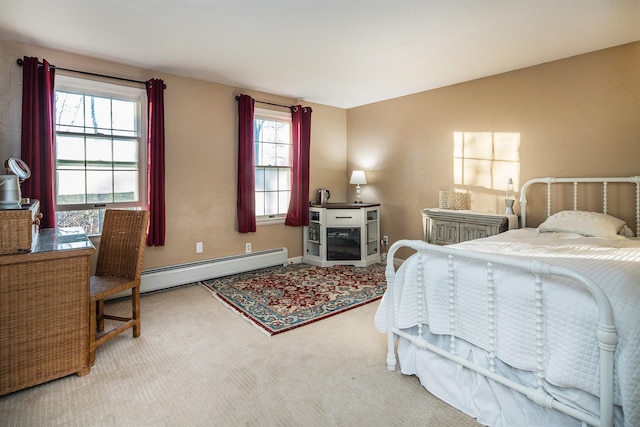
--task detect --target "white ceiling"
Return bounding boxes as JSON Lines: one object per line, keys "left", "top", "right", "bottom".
{"left": 1, "top": 1, "right": 639, "bottom": 109}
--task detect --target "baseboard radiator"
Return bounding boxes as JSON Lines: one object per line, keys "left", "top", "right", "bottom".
{"left": 139, "top": 247, "right": 289, "bottom": 294}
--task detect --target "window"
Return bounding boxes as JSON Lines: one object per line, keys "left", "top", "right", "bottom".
{"left": 254, "top": 108, "right": 291, "bottom": 221}
{"left": 54, "top": 75, "right": 147, "bottom": 235}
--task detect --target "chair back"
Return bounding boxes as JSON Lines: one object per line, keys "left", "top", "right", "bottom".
{"left": 95, "top": 210, "right": 150, "bottom": 280}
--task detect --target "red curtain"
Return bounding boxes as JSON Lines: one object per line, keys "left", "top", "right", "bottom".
{"left": 20, "top": 56, "right": 56, "bottom": 228}
{"left": 237, "top": 94, "right": 256, "bottom": 233}
{"left": 285, "top": 106, "right": 312, "bottom": 226}
{"left": 146, "top": 79, "right": 166, "bottom": 246}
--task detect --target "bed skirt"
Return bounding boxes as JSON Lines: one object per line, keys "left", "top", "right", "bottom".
{"left": 396, "top": 330, "right": 623, "bottom": 427}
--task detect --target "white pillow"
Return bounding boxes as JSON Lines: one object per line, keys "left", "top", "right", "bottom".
{"left": 537, "top": 210, "right": 627, "bottom": 238}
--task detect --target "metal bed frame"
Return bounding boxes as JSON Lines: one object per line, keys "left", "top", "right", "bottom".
{"left": 384, "top": 176, "right": 640, "bottom": 427}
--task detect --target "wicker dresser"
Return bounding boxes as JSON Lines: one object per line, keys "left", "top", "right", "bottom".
{"left": 0, "top": 227, "right": 95, "bottom": 396}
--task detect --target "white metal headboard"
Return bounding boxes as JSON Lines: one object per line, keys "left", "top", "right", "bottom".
{"left": 519, "top": 176, "right": 640, "bottom": 235}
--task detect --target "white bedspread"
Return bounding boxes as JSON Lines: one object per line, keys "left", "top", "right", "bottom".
{"left": 375, "top": 229, "right": 640, "bottom": 427}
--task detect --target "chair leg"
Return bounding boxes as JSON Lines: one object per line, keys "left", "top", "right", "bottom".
{"left": 97, "top": 299, "right": 105, "bottom": 332}
{"left": 133, "top": 285, "right": 141, "bottom": 338}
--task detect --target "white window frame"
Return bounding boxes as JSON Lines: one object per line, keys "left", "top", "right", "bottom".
{"left": 254, "top": 107, "right": 292, "bottom": 225}
{"left": 54, "top": 75, "right": 148, "bottom": 233}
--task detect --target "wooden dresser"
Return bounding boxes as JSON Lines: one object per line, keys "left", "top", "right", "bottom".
{"left": 0, "top": 227, "right": 95, "bottom": 396}
{"left": 421, "top": 208, "right": 518, "bottom": 245}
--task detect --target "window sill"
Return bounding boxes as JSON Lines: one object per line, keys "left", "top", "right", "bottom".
{"left": 257, "top": 216, "right": 286, "bottom": 225}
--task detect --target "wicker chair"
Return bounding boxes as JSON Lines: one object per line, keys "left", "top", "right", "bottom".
{"left": 89, "top": 209, "right": 150, "bottom": 365}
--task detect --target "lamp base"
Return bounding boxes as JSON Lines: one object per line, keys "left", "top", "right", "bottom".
{"left": 354, "top": 184, "right": 363, "bottom": 204}
{"left": 505, "top": 198, "right": 515, "bottom": 215}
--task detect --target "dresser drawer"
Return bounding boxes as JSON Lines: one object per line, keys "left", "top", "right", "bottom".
{"left": 326, "top": 209, "right": 361, "bottom": 226}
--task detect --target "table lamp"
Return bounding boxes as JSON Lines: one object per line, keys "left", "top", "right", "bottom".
{"left": 350, "top": 170, "right": 367, "bottom": 203}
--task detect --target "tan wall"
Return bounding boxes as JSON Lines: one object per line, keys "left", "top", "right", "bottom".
{"left": 0, "top": 39, "right": 347, "bottom": 269}
{"left": 2, "top": 39, "right": 638, "bottom": 268}
{"left": 347, "top": 42, "right": 640, "bottom": 256}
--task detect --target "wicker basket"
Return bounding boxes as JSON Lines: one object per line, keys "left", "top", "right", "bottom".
{"left": 0, "top": 201, "right": 40, "bottom": 255}
{"left": 438, "top": 191, "right": 471, "bottom": 210}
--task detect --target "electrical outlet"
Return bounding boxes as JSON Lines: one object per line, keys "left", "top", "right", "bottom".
{"left": 196, "top": 242, "right": 203, "bottom": 253}
{"left": 245, "top": 243, "right": 251, "bottom": 253}
{"left": 383, "top": 235, "right": 389, "bottom": 245}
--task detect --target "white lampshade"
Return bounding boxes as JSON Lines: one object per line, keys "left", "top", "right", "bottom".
{"left": 349, "top": 170, "right": 367, "bottom": 185}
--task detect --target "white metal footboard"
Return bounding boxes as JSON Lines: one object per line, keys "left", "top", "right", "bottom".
{"left": 385, "top": 239, "right": 617, "bottom": 427}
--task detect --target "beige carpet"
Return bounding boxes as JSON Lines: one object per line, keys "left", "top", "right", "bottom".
{"left": 0, "top": 283, "right": 480, "bottom": 426}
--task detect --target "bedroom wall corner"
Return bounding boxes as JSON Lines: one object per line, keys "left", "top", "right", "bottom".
{"left": 346, "top": 41, "right": 640, "bottom": 253}
{"left": 0, "top": 38, "right": 349, "bottom": 272}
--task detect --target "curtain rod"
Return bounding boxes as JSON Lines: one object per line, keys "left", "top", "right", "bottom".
{"left": 16, "top": 58, "right": 166, "bottom": 89}
{"left": 235, "top": 95, "right": 292, "bottom": 109}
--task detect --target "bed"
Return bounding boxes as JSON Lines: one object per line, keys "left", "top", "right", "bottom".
{"left": 375, "top": 176, "right": 640, "bottom": 427}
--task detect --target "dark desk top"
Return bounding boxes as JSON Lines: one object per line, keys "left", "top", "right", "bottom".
{"left": 34, "top": 227, "right": 95, "bottom": 253}
{"left": 310, "top": 202, "right": 380, "bottom": 209}
{"left": 0, "top": 227, "right": 95, "bottom": 266}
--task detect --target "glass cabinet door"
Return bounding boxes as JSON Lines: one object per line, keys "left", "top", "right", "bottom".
{"left": 304, "top": 207, "right": 323, "bottom": 259}
{"left": 365, "top": 208, "right": 379, "bottom": 257}
{"left": 326, "top": 227, "right": 361, "bottom": 260}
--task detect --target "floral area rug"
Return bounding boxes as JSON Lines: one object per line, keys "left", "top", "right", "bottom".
{"left": 200, "top": 262, "right": 386, "bottom": 336}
